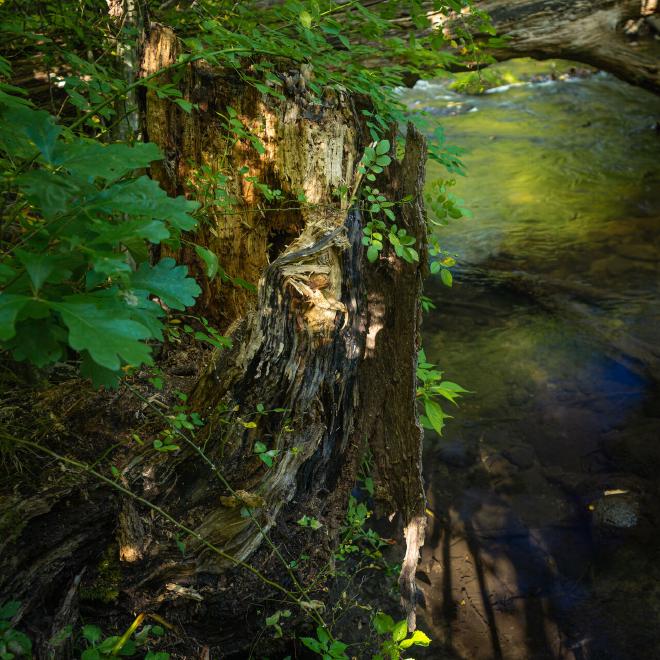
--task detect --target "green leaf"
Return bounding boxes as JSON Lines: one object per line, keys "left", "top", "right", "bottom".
{"left": 53, "top": 140, "right": 162, "bottom": 181}
{"left": 329, "top": 639, "right": 347, "bottom": 652}
{"left": 424, "top": 399, "right": 450, "bottom": 435}
{"left": 119, "top": 639, "right": 137, "bottom": 655}
{"left": 130, "top": 258, "right": 201, "bottom": 310}
{"left": 174, "top": 98, "right": 194, "bottom": 113}
{"left": 0, "top": 262, "right": 16, "bottom": 286}
{"left": 440, "top": 268, "right": 453, "bottom": 287}
{"left": 176, "top": 537, "right": 186, "bottom": 556}
{"left": 299, "top": 10, "right": 313, "bottom": 29}
{"left": 0, "top": 294, "right": 30, "bottom": 341}
{"left": 10, "top": 317, "right": 64, "bottom": 367}
{"left": 404, "top": 247, "right": 419, "bottom": 263}
{"left": 440, "top": 381, "right": 467, "bottom": 394}
{"left": 0, "top": 602, "right": 20, "bottom": 620}
{"left": 298, "top": 515, "right": 320, "bottom": 529}
{"left": 301, "top": 637, "right": 322, "bottom": 653}
{"left": 16, "top": 169, "right": 79, "bottom": 219}
{"left": 94, "top": 176, "right": 198, "bottom": 232}
{"left": 122, "top": 237, "right": 150, "bottom": 263}
{"left": 230, "top": 276, "right": 256, "bottom": 292}
{"left": 252, "top": 83, "right": 273, "bottom": 99}
{"left": 195, "top": 245, "right": 219, "bottom": 279}
{"left": 81, "top": 649, "right": 102, "bottom": 660}
{"left": 316, "top": 627, "right": 330, "bottom": 645}
{"left": 372, "top": 611, "right": 394, "bottom": 635}
{"left": 56, "top": 300, "right": 153, "bottom": 371}
{"left": 259, "top": 453, "right": 274, "bottom": 467}
{"left": 82, "top": 625, "right": 102, "bottom": 644}
{"left": 80, "top": 352, "right": 122, "bottom": 389}
{"left": 21, "top": 106, "right": 62, "bottom": 162}
{"left": 97, "top": 636, "right": 120, "bottom": 653}
{"left": 375, "top": 140, "right": 390, "bottom": 156}
{"left": 366, "top": 245, "right": 379, "bottom": 262}
{"left": 193, "top": 330, "right": 231, "bottom": 349}
{"left": 15, "top": 250, "right": 70, "bottom": 292}
{"left": 399, "top": 629, "right": 431, "bottom": 649}
{"left": 91, "top": 219, "right": 170, "bottom": 246}
{"left": 4, "top": 628, "right": 32, "bottom": 654}
{"left": 391, "top": 620, "right": 407, "bottom": 643}
{"left": 122, "top": 292, "right": 166, "bottom": 341}
{"left": 0, "top": 82, "right": 31, "bottom": 109}
{"left": 434, "top": 381, "right": 469, "bottom": 405}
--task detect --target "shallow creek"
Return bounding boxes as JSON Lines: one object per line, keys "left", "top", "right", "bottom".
{"left": 404, "top": 63, "right": 660, "bottom": 659}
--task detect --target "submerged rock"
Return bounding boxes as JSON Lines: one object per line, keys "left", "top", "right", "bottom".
{"left": 435, "top": 438, "right": 478, "bottom": 467}
{"left": 502, "top": 444, "right": 536, "bottom": 469}
{"left": 591, "top": 492, "right": 639, "bottom": 528}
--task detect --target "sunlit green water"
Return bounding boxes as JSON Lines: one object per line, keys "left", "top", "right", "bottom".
{"left": 403, "top": 63, "right": 660, "bottom": 659}
{"left": 416, "top": 66, "right": 660, "bottom": 293}
{"left": 408, "top": 61, "right": 660, "bottom": 421}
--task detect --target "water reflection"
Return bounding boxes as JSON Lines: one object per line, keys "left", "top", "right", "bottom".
{"left": 408, "top": 61, "right": 660, "bottom": 660}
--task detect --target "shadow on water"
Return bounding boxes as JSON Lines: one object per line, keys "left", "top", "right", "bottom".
{"left": 417, "top": 278, "right": 660, "bottom": 660}
{"left": 406, "top": 61, "right": 660, "bottom": 660}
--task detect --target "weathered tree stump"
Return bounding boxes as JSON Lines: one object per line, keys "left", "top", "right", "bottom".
{"left": 0, "top": 23, "right": 429, "bottom": 655}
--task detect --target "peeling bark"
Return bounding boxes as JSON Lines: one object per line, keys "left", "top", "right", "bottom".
{"left": 141, "top": 25, "right": 358, "bottom": 327}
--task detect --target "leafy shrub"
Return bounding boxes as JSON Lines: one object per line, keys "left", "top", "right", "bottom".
{"left": 0, "top": 71, "right": 201, "bottom": 387}
{"left": 0, "top": 601, "right": 31, "bottom": 659}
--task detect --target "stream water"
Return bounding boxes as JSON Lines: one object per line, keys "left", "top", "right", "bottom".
{"left": 404, "top": 62, "right": 660, "bottom": 659}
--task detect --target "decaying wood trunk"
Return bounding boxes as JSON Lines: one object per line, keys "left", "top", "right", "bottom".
{"left": 0, "top": 24, "right": 429, "bottom": 656}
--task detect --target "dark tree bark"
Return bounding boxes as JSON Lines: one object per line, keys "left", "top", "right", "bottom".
{"left": 472, "top": 0, "right": 660, "bottom": 94}
{"left": 0, "top": 24, "right": 430, "bottom": 656}
{"left": 411, "top": 0, "right": 660, "bottom": 93}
